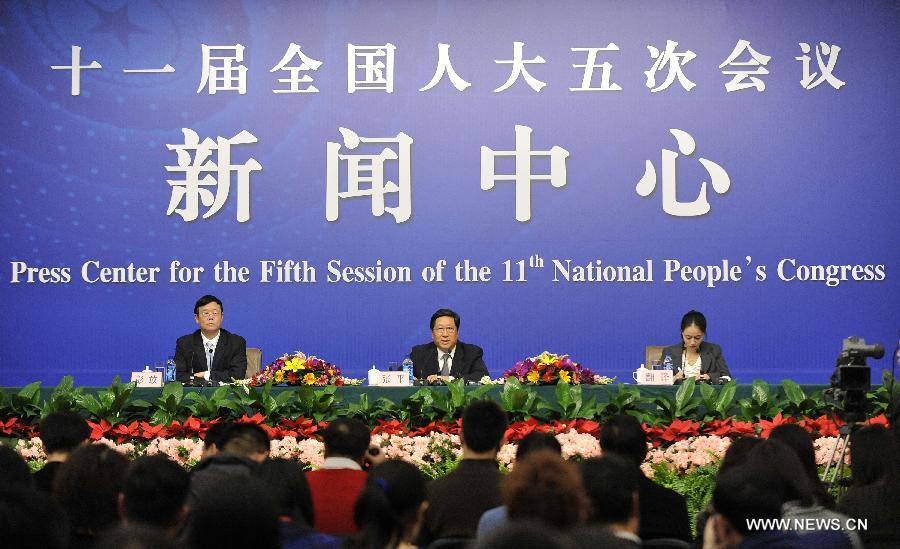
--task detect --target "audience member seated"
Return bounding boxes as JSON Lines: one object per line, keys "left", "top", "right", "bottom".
{"left": 769, "top": 424, "right": 835, "bottom": 508}
{"left": 119, "top": 455, "right": 190, "bottom": 538}
{"left": 745, "top": 440, "right": 857, "bottom": 548}
{"left": 188, "top": 422, "right": 269, "bottom": 506}
{"left": 695, "top": 436, "right": 762, "bottom": 547}
{"left": 837, "top": 425, "right": 900, "bottom": 549}
{"left": 95, "top": 523, "right": 176, "bottom": 549}
{"left": 0, "top": 442, "right": 34, "bottom": 488}
{"left": 0, "top": 483, "right": 70, "bottom": 549}
{"left": 32, "top": 411, "right": 90, "bottom": 493}
{"left": 472, "top": 520, "right": 577, "bottom": 549}
{"left": 599, "top": 414, "right": 691, "bottom": 542}
{"left": 181, "top": 474, "right": 280, "bottom": 549}
{"left": 53, "top": 443, "right": 130, "bottom": 549}
{"left": 418, "top": 399, "right": 509, "bottom": 546}
{"left": 199, "top": 420, "right": 232, "bottom": 460}
{"left": 503, "top": 451, "right": 587, "bottom": 530}
{"left": 579, "top": 454, "right": 642, "bottom": 547}
{"left": 305, "top": 417, "right": 378, "bottom": 535}
{"left": 257, "top": 458, "right": 341, "bottom": 549}
{"left": 477, "top": 431, "right": 562, "bottom": 538}
{"left": 350, "top": 459, "right": 429, "bottom": 549}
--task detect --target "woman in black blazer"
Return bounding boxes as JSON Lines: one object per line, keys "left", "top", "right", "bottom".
{"left": 660, "top": 310, "right": 732, "bottom": 383}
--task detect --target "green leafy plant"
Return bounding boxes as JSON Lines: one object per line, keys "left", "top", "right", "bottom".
{"left": 736, "top": 380, "right": 780, "bottom": 420}
{"left": 74, "top": 377, "right": 146, "bottom": 424}
{"left": 651, "top": 461, "right": 719, "bottom": 537}
{"left": 699, "top": 380, "right": 737, "bottom": 420}
{"left": 538, "top": 381, "right": 601, "bottom": 420}
{"left": 342, "top": 394, "right": 401, "bottom": 423}
{"left": 3, "top": 382, "right": 43, "bottom": 422}
{"left": 867, "top": 371, "right": 900, "bottom": 415}
{"left": 498, "top": 377, "right": 542, "bottom": 421}
{"left": 40, "top": 376, "right": 85, "bottom": 418}
{"left": 148, "top": 382, "right": 191, "bottom": 424}
{"left": 183, "top": 386, "right": 245, "bottom": 421}
{"left": 229, "top": 381, "right": 299, "bottom": 422}
{"left": 655, "top": 379, "right": 702, "bottom": 422}
{"left": 292, "top": 385, "right": 339, "bottom": 423}
{"left": 778, "top": 380, "right": 826, "bottom": 418}
{"left": 599, "top": 384, "right": 651, "bottom": 421}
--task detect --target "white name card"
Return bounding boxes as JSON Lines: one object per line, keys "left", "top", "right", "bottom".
{"left": 131, "top": 370, "right": 163, "bottom": 387}
{"left": 367, "top": 370, "right": 411, "bottom": 387}
{"left": 634, "top": 369, "right": 674, "bottom": 385}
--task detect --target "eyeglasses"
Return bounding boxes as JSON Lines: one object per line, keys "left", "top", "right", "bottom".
{"left": 433, "top": 326, "right": 457, "bottom": 334}
{"left": 198, "top": 311, "right": 221, "bottom": 318}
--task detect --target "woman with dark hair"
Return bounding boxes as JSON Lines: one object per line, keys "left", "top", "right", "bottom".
{"left": 502, "top": 451, "right": 587, "bottom": 530}
{"left": 847, "top": 424, "right": 898, "bottom": 487}
{"left": 52, "top": 443, "right": 129, "bottom": 549}
{"left": 769, "top": 424, "right": 836, "bottom": 508}
{"left": 695, "top": 436, "right": 762, "bottom": 547}
{"left": 257, "top": 458, "right": 341, "bottom": 549}
{"left": 660, "top": 310, "right": 732, "bottom": 383}
{"left": 349, "top": 459, "right": 428, "bottom": 549}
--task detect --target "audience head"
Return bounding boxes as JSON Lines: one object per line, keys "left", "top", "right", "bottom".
{"left": 718, "top": 436, "right": 761, "bottom": 476}
{"left": 461, "top": 399, "right": 508, "bottom": 455}
{"left": 53, "top": 443, "right": 129, "bottom": 538}
{"left": 0, "top": 443, "right": 33, "bottom": 488}
{"left": 218, "top": 422, "right": 269, "bottom": 463}
{"left": 94, "top": 523, "right": 175, "bottom": 549}
{"left": 200, "top": 421, "right": 231, "bottom": 459}
{"left": 769, "top": 424, "right": 833, "bottom": 507}
{"left": 850, "top": 424, "right": 898, "bottom": 486}
{"left": 257, "top": 458, "right": 315, "bottom": 527}
{"left": 322, "top": 417, "right": 371, "bottom": 463}
{"left": 183, "top": 475, "right": 280, "bottom": 549}
{"left": 0, "top": 484, "right": 70, "bottom": 549}
{"left": 599, "top": 414, "right": 647, "bottom": 466}
{"left": 744, "top": 439, "right": 814, "bottom": 506}
{"left": 120, "top": 455, "right": 189, "bottom": 532}
{"left": 711, "top": 467, "right": 783, "bottom": 543}
{"left": 353, "top": 459, "right": 428, "bottom": 549}
{"left": 515, "top": 431, "right": 561, "bottom": 462}
{"left": 39, "top": 411, "right": 90, "bottom": 456}
{"left": 579, "top": 454, "right": 641, "bottom": 529}
{"left": 503, "top": 451, "right": 587, "bottom": 530}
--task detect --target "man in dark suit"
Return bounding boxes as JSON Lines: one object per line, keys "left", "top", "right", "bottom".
{"left": 600, "top": 414, "right": 692, "bottom": 543}
{"left": 174, "top": 295, "right": 247, "bottom": 384}
{"left": 409, "top": 308, "right": 489, "bottom": 383}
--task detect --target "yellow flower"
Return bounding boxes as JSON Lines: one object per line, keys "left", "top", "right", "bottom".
{"left": 283, "top": 357, "right": 300, "bottom": 372}
{"left": 558, "top": 370, "right": 571, "bottom": 383}
{"left": 274, "top": 370, "right": 284, "bottom": 382}
{"left": 526, "top": 370, "right": 541, "bottom": 383}
{"left": 537, "top": 352, "right": 555, "bottom": 366}
{"left": 303, "top": 372, "right": 317, "bottom": 385}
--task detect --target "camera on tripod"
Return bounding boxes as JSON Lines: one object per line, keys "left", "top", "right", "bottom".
{"left": 828, "top": 336, "right": 884, "bottom": 424}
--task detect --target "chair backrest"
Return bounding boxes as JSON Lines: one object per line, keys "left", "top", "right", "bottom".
{"left": 644, "top": 345, "right": 666, "bottom": 369}
{"left": 245, "top": 347, "right": 262, "bottom": 378}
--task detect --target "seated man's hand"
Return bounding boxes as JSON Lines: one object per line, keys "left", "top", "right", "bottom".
{"left": 426, "top": 374, "right": 449, "bottom": 384}
{"left": 193, "top": 372, "right": 206, "bottom": 378}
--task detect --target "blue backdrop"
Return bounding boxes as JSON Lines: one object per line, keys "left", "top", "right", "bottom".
{"left": 1, "top": 1, "right": 897, "bottom": 386}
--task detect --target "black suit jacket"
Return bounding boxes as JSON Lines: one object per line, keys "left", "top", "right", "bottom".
{"left": 409, "top": 340, "right": 489, "bottom": 382}
{"left": 660, "top": 341, "right": 731, "bottom": 383}
{"left": 174, "top": 328, "right": 247, "bottom": 383}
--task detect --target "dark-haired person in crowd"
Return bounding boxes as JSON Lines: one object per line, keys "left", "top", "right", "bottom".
{"left": 418, "top": 399, "right": 509, "bottom": 545}
{"left": 174, "top": 294, "right": 247, "bottom": 384}
{"left": 744, "top": 440, "right": 858, "bottom": 548}
{"left": 504, "top": 451, "right": 587, "bottom": 530}
{"left": 350, "top": 459, "right": 429, "bottom": 549}
{"left": 0, "top": 482, "right": 70, "bottom": 549}
{"left": 660, "top": 310, "right": 732, "bottom": 384}
{"left": 257, "top": 458, "right": 341, "bottom": 549}
{"left": 33, "top": 411, "right": 90, "bottom": 493}
{"left": 837, "top": 425, "right": 900, "bottom": 549}
{"left": 0, "top": 442, "right": 34, "bottom": 488}
{"left": 95, "top": 523, "right": 176, "bottom": 549}
{"left": 409, "top": 308, "right": 489, "bottom": 383}
{"left": 695, "top": 436, "right": 762, "bottom": 547}
{"left": 477, "top": 431, "right": 562, "bottom": 538}
{"left": 769, "top": 424, "right": 835, "bottom": 508}
{"left": 579, "top": 454, "right": 642, "bottom": 547}
{"left": 188, "top": 422, "right": 269, "bottom": 506}
{"left": 600, "top": 414, "right": 692, "bottom": 542}
{"left": 199, "top": 420, "right": 231, "bottom": 460}
{"left": 53, "top": 443, "right": 130, "bottom": 549}
{"left": 182, "top": 474, "right": 281, "bottom": 549}
{"left": 119, "top": 455, "right": 190, "bottom": 538}
{"left": 306, "top": 417, "right": 384, "bottom": 535}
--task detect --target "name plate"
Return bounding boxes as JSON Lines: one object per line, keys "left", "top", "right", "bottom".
{"left": 634, "top": 369, "right": 674, "bottom": 385}
{"left": 131, "top": 370, "right": 163, "bottom": 387}
{"left": 368, "top": 370, "right": 411, "bottom": 387}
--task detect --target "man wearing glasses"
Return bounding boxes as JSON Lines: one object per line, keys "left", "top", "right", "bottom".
{"left": 409, "top": 308, "right": 489, "bottom": 383}
{"left": 174, "top": 295, "right": 247, "bottom": 384}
